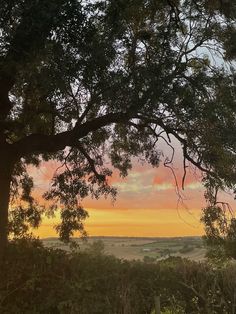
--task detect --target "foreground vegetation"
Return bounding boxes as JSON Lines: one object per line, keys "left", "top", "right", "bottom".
{"left": 1, "top": 239, "right": 235, "bottom": 314}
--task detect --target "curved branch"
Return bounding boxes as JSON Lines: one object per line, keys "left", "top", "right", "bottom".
{"left": 12, "top": 112, "right": 130, "bottom": 158}
{"left": 77, "top": 143, "right": 105, "bottom": 181}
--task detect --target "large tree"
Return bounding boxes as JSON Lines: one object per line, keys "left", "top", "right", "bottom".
{"left": 0, "top": 0, "right": 236, "bottom": 258}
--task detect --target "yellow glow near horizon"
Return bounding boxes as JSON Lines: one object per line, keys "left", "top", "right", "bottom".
{"left": 33, "top": 208, "right": 204, "bottom": 238}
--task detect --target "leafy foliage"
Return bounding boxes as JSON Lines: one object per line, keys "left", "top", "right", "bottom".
{"left": 202, "top": 205, "right": 236, "bottom": 261}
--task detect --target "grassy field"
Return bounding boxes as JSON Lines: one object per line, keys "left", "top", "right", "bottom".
{"left": 43, "top": 236, "right": 206, "bottom": 261}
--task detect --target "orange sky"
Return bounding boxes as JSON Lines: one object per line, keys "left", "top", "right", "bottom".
{"left": 30, "top": 138, "right": 236, "bottom": 238}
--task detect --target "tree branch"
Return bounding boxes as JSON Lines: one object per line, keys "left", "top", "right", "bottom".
{"left": 136, "top": 114, "right": 218, "bottom": 178}
{"left": 77, "top": 143, "right": 105, "bottom": 181}
{"left": 12, "top": 112, "right": 130, "bottom": 158}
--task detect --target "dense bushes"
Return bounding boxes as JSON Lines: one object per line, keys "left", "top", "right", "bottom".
{"left": 0, "top": 239, "right": 236, "bottom": 313}
{"left": 0, "top": 239, "right": 159, "bottom": 314}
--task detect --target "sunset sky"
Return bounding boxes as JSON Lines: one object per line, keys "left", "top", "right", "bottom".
{"left": 30, "top": 137, "right": 236, "bottom": 238}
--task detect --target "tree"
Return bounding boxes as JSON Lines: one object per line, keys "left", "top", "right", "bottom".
{"left": 0, "top": 0, "right": 236, "bottom": 259}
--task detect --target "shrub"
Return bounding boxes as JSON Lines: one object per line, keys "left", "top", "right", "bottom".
{"left": 1, "top": 240, "right": 236, "bottom": 313}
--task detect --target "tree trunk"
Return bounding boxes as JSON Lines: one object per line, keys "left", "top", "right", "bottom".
{"left": 0, "top": 155, "right": 13, "bottom": 261}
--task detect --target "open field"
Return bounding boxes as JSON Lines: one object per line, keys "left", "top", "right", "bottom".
{"left": 43, "top": 236, "right": 206, "bottom": 261}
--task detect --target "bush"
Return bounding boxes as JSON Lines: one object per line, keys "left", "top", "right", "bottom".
{"left": 0, "top": 240, "right": 236, "bottom": 313}
{"left": 143, "top": 255, "right": 156, "bottom": 263}
{"left": 179, "top": 245, "right": 194, "bottom": 254}
{"left": 0, "top": 239, "right": 159, "bottom": 314}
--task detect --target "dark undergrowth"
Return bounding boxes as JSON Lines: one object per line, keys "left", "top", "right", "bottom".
{"left": 0, "top": 238, "right": 235, "bottom": 314}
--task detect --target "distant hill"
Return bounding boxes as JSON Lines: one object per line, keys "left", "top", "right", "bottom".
{"left": 42, "top": 236, "right": 206, "bottom": 261}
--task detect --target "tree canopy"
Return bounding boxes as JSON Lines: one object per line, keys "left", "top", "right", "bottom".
{"left": 0, "top": 0, "right": 236, "bottom": 257}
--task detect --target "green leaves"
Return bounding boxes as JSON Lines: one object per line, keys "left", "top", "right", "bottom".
{"left": 55, "top": 206, "right": 88, "bottom": 242}
{"left": 202, "top": 205, "right": 236, "bottom": 261}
